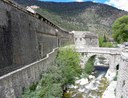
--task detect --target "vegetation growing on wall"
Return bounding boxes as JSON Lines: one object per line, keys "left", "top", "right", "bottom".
{"left": 22, "top": 48, "right": 81, "bottom": 98}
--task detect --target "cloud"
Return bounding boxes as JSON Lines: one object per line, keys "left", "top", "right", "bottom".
{"left": 75, "top": 0, "right": 84, "bottom": 2}
{"left": 105, "top": 0, "right": 128, "bottom": 11}
{"left": 93, "top": 1, "right": 96, "bottom": 3}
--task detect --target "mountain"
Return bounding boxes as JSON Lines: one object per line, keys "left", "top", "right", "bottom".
{"left": 13, "top": 0, "right": 128, "bottom": 36}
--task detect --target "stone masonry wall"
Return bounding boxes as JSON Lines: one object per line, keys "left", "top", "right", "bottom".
{"left": 0, "top": 0, "right": 72, "bottom": 98}
{"left": 116, "top": 50, "right": 128, "bottom": 98}
{"left": 0, "top": 48, "right": 58, "bottom": 98}
{"left": 0, "top": 0, "right": 73, "bottom": 76}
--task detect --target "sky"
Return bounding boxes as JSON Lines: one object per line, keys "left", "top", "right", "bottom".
{"left": 39, "top": 0, "right": 128, "bottom": 11}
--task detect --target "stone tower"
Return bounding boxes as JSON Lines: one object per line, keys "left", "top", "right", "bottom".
{"left": 72, "top": 31, "right": 99, "bottom": 49}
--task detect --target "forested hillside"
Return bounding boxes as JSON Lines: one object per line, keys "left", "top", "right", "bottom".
{"left": 14, "top": 0, "right": 128, "bottom": 36}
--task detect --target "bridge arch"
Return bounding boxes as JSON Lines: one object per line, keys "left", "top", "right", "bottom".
{"left": 79, "top": 52, "right": 121, "bottom": 71}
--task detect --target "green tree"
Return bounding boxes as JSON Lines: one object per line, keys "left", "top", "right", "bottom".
{"left": 22, "top": 48, "right": 81, "bottom": 98}
{"left": 56, "top": 48, "right": 81, "bottom": 85}
{"left": 103, "top": 35, "right": 107, "bottom": 42}
{"left": 112, "top": 15, "right": 128, "bottom": 43}
{"left": 99, "top": 36, "right": 104, "bottom": 47}
{"left": 99, "top": 36, "right": 113, "bottom": 47}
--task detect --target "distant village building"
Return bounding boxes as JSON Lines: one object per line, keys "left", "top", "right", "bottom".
{"left": 26, "top": 5, "right": 39, "bottom": 14}
{"left": 30, "top": 5, "right": 39, "bottom": 9}
{"left": 26, "top": 6, "right": 36, "bottom": 13}
{"left": 72, "top": 31, "right": 99, "bottom": 49}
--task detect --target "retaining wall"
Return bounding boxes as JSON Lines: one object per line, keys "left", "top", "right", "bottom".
{"left": 0, "top": 48, "right": 58, "bottom": 98}
{"left": 116, "top": 51, "right": 128, "bottom": 98}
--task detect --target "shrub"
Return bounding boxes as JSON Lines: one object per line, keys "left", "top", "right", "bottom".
{"left": 22, "top": 48, "right": 81, "bottom": 98}
{"left": 83, "top": 56, "right": 95, "bottom": 75}
{"left": 56, "top": 48, "right": 81, "bottom": 85}
{"left": 99, "top": 36, "right": 113, "bottom": 47}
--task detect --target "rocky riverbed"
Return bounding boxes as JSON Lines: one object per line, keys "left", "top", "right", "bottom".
{"left": 63, "top": 55, "right": 112, "bottom": 98}
{"left": 64, "top": 70, "right": 109, "bottom": 98}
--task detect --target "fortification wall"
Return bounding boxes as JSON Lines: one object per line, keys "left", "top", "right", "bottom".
{"left": 0, "top": 0, "right": 73, "bottom": 76}
{"left": 0, "top": 48, "right": 58, "bottom": 98}
{"left": 116, "top": 50, "right": 128, "bottom": 98}
{"left": 0, "top": 1, "right": 73, "bottom": 97}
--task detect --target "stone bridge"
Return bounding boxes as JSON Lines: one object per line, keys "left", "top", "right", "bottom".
{"left": 72, "top": 31, "right": 122, "bottom": 72}
{"left": 76, "top": 47, "right": 122, "bottom": 72}
{"left": 73, "top": 31, "right": 128, "bottom": 98}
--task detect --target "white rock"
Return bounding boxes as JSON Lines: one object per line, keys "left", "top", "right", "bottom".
{"left": 91, "top": 72, "right": 95, "bottom": 74}
{"left": 95, "top": 80, "right": 100, "bottom": 84}
{"left": 79, "top": 78, "right": 89, "bottom": 85}
{"left": 89, "top": 75, "right": 95, "bottom": 79}
{"left": 74, "top": 85, "right": 78, "bottom": 89}
{"left": 68, "top": 85, "right": 78, "bottom": 89}
{"left": 105, "top": 69, "right": 116, "bottom": 82}
{"left": 68, "top": 84, "right": 74, "bottom": 88}
{"left": 85, "top": 80, "right": 97, "bottom": 90}
{"left": 78, "top": 88, "right": 85, "bottom": 92}
{"left": 102, "top": 81, "right": 117, "bottom": 98}
{"left": 75, "top": 79, "right": 81, "bottom": 84}
{"left": 92, "top": 76, "right": 95, "bottom": 79}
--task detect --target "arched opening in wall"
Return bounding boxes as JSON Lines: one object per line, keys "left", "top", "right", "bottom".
{"left": 114, "top": 64, "right": 119, "bottom": 81}
{"left": 116, "top": 64, "right": 119, "bottom": 70}
{"left": 94, "top": 55, "right": 109, "bottom": 71}
{"left": 84, "top": 55, "right": 109, "bottom": 78}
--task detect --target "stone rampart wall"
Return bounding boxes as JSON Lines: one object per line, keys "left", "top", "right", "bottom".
{"left": 116, "top": 51, "right": 128, "bottom": 98}
{"left": 0, "top": 0, "right": 73, "bottom": 75}
{"left": 0, "top": 48, "right": 58, "bottom": 98}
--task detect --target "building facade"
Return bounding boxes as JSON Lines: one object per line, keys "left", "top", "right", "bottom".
{"left": 72, "top": 31, "right": 99, "bottom": 49}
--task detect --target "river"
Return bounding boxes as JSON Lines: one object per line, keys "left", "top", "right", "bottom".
{"left": 63, "top": 56, "right": 110, "bottom": 98}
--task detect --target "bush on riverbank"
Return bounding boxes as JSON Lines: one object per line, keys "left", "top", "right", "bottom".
{"left": 22, "top": 65, "right": 63, "bottom": 98}
{"left": 56, "top": 48, "right": 81, "bottom": 85}
{"left": 22, "top": 48, "right": 81, "bottom": 98}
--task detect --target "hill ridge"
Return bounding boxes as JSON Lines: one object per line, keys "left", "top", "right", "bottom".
{"left": 14, "top": 0, "right": 128, "bottom": 36}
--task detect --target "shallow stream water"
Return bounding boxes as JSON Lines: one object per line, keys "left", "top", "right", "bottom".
{"left": 63, "top": 56, "right": 109, "bottom": 98}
